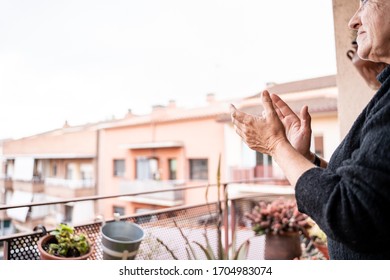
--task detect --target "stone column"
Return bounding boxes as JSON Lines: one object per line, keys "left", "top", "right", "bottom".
{"left": 332, "top": 0, "right": 376, "bottom": 137}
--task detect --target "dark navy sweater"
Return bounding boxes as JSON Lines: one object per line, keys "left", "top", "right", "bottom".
{"left": 296, "top": 65, "right": 390, "bottom": 259}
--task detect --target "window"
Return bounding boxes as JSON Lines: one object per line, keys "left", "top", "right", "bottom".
{"left": 255, "top": 152, "right": 273, "bottom": 178}
{"left": 66, "top": 164, "right": 74, "bottom": 180}
{"left": 168, "top": 158, "right": 177, "bottom": 180}
{"left": 113, "top": 206, "right": 125, "bottom": 216}
{"left": 113, "top": 159, "right": 125, "bottom": 177}
{"left": 314, "top": 135, "right": 324, "bottom": 157}
{"left": 135, "top": 157, "right": 159, "bottom": 180}
{"left": 52, "top": 163, "right": 57, "bottom": 176}
{"left": 189, "top": 159, "right": 208, "bottom": 180}
{"left": 256, "top": 152, "right": 272, "bottom": 166}
{"left": 135, "top": 208, "right": 157, "bottom": 224}
{"left": 64, "top": 205, "right": 73, "bottom": 223}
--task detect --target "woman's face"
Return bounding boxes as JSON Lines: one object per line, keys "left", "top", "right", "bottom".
{"left": 349, "top": 0, "right": 390, "bottom": 63}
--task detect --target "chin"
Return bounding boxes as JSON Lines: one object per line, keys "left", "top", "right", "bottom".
{"left": 357, "top": 47, "right": 371, "bottom": 61}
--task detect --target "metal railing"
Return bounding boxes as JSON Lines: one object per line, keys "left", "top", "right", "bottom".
{"left": 0, "top": 179, "right": 318, "bottom": 260}
{"left": 44, "top": 177, "right": 95, "bottom": 189}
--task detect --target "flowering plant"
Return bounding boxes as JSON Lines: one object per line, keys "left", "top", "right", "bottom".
{"left": 245, "top": 198, "right": 311, "bottom": 235}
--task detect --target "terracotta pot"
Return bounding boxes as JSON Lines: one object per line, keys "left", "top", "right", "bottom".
{"left": 313, "top": 242, "right": 329, "bottom": 259}
{"left": 37, "top": 234, "right": 94, "bottom": 260}
{"left": 264, "top": 232, "right": 302, "bottom": 260}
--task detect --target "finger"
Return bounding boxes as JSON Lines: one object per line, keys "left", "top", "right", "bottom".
{"left": 270, "top": 94, "right": 284, "bottom": 117}
{"left": 230, "top": 104, "right": 236, "bottom": 122}
{"left": 300, "top": 106, "right": 312, "bottom": 131}
{"left": 230, "top": 104, "right": 251, "bottom": 124}
{"left": 271, "top": 93, "right": 298, "bottom": 120}
{"left": 230, "top": 109, "right": 247, "bottom": 133}
{"left": 261, "top": 90, "right": 276, "bottom": 116}
{"left": 274, "top": 106, "right": 284, "bottom": 121}
{"left": 233, "top": 124, "right": 246, "bottom": 142}
{"left": 232, "top": 120, "right": 247, "bottom": 143}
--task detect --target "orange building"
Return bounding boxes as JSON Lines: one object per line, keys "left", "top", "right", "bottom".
{"left": 1, "top": 77, "right": 339, "bottom": 230}
{"left": 95, "top": 94, "right": 232, "bottom": 218}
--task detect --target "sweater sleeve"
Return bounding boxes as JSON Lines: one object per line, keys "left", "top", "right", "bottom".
{"left": 295, "top": 122, "right": 390, "bottom": 253}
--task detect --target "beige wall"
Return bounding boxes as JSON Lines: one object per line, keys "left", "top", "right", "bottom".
{"left": 311, "top": 114, "right": 340, "bottom": 161}
{"left": 332, "top": 0, "right": 376, "bottom": 137}
{"left": 3, "top": 129, "right": 97, "bottom": 156}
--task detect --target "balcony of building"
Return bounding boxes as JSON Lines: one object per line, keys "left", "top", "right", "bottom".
{"left": 0, "top": 180, "right": 326, "bottom": 260}
{"left": 44, "top": 177, "right": 95, "bottom": 198}
{"left": 119, "top": 179, "right": 185, "bottom": 207}
{"left": 11, "top": 178, "right": 45, "bottom": 193}
{"left": 3, "top": 177, "right": 95, "bottom": 199}
{"left": 230, "top": 165, "right": 275, "bottom": 182}
{"left": 0, "top": 177, "right": 13, "bottom": 191}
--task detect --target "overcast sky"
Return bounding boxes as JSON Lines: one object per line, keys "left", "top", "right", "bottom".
{"left": 0, "top": 0, "right": 337, "bottom": 140}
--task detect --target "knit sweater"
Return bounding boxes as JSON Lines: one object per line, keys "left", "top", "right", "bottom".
{"left": 296, "top": 65, "right": 390, "bottom": 260}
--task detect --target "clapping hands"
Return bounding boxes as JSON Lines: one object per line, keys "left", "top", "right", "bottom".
{"left": 231, "top": 90, "right": 312, "bottom": 160}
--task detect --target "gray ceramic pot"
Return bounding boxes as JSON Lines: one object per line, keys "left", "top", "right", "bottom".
{"left": 101, "top": 221, "right": 144, "bottom": 260}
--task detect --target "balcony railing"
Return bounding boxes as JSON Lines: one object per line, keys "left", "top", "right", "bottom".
{"left": 119, "top": 179, "right": 185, "bottom": 206}
{"left": 0, "top": 178, "right": 13, "bottom": 191}
{"left": 0, "top": 179, "right": 325, "bottom": 260}
{"left": 10, "top": 180, "right": 45, "bottom": 193}
{"left": 44, "top": 177, "right": 95, "bottom": 189}
{"left": 230, "top": 166, "right": 285, "bottom": 182}
{"left": 44, "top": 177, "right": 95, "bottom": 198}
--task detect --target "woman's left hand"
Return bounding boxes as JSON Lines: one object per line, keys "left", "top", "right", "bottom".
{"left": 230, "top": 90, "right": 288, "bottom": 156}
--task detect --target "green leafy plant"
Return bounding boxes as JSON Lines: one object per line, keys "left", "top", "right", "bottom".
{"left": 245, "top": 198, "right": 311, "bottom": 236}
{"left": 45, "top": 223, "right": 91, "bottom": 258}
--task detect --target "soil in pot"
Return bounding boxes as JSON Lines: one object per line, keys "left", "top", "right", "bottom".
{"left": 37, "top": 234, "right": 94, "bottom": 260}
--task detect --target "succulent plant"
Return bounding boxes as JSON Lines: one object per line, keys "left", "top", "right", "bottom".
{"left": 46, "top": 223, "right": 91, "bottom": 258}
{"left": 245, "top": 198, "right": 310, "bottom": 235}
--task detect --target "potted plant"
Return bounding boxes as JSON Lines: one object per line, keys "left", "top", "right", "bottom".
{"left": 307, "top": 219, "right": 329, "bottom": 259}
{"left": 245, "top": 198, "right": 311, "bottom": 259}
{"left": 37, "top": 223, "right": 94, "bottom": 260}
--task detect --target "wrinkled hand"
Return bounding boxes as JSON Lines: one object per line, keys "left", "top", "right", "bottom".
{"left": 271, "top": 94, "right": 312, "bottom": 160}
{"left": 230, "top": 90, "right": 287, "bottom": 155}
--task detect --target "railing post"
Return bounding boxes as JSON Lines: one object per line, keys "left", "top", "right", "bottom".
{"left": 223, "top": 183, "right": 229, "bottom": 258}
{"left": 3, "top": 240, "right": 9, "bottom": 260}
{"left": 230, "top": 197, "right": 237, "bottom": 257}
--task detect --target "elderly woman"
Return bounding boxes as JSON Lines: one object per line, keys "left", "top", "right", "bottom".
{"left": 231, "top": 0, "right": 390, "bottom": 260}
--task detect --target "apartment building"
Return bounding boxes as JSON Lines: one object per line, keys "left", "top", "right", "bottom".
{"left": 1, "top": 123, "right": 99, "bottom": 231}
{"left": 95, "top": 94, "right": 231, "bottom": 219}
{"left": 1, "top": 76, "right": 339, "bottom": 230}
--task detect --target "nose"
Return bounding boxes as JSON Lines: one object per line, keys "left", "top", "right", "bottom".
{"left": 348, "top": 8, "right": 361, "bottom": 30}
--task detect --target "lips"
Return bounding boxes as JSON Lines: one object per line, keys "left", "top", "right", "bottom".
{"left": 357, "top": 30, "right": 366, "bottom": 36}
{"left": 356, "top": 31, "right": 366, "bottom": 43}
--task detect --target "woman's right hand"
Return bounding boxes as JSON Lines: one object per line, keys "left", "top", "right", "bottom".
{"left": 270, "top": 93, "right": 313, "bottom": 161}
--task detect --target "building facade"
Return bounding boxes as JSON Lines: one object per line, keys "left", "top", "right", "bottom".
{"left": 1, "top": 123, "right": 99, "bottom": 231}
{"left": 1, "top": 77, "right": 339, "bottom": 230}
